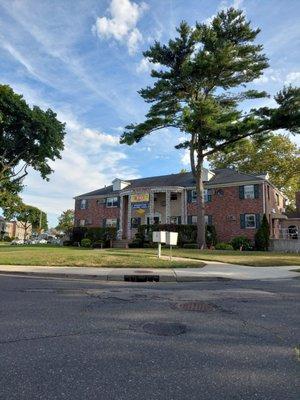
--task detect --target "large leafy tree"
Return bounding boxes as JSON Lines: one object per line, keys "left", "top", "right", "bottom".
{"left": 120, "top": 8, "right": 300, "bottom": 248}
{"left": 56, "top": 209, "right": 74, "bottom": 234}
{"left": 208, "top": 134, "right": 300, "bottom": 208}
{"left": 0, "top": 84, "right": 66, "bottom": 203}
{"left": 4, "top": 204, "right": 48, "bottom": 240}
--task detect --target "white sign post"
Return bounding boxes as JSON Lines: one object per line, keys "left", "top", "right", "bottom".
{"left": 165, "top": 232, "right": 178, "bottom": 260}
{"left": 152, "top": 231, "right": 166, "bottom": 258}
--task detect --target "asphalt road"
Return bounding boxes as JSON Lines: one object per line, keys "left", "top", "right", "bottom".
{"left": 0, "top": 275, "right": 299, "bottom": 400}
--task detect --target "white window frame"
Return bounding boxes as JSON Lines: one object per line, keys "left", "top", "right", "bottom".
{"left": 191, "top": 190, "right": 197, "bottom": 203}
{"left": 192, "top": 189, "right": 208, "bottom": 202}
{"left": 204, "top": 215, "right": 209, "bottom": 225}
{"left": 106, "top": 197, "right": 118, "bottom": 208}
{"left": 244, "top": 185, "right": 255, "bottom": 199}
{"left": 80, "top": 199, "right": 87, "bottom": 209}
{"left": 170, "top": 216, "right": 180, "bottom": 224}
{"left": 191, "top": 215, "right": 197, "bottom": 225}
{"left": 105, "top": 218, "right": 118, "bottom": 227}
{"left": 245, "top": 214, "right": 256, "bottom": 229}
{"left": 79, "top": 219, "right": 86, "bottom": 227}
{"left": 204, "top": 189, "right": 208, "bottom": 202}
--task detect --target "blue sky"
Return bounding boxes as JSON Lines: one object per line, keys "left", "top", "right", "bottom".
{"left": 0, "top": 0, "right": 299, "bottom": 227}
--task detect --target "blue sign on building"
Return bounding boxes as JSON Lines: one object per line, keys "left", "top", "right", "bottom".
{"left": 132, "top": 202, "right": 149, "bottom": 209}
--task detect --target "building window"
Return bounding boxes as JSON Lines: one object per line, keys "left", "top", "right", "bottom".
{"left": 80, "top": 199, "right": 87, "bottom": 209}
{"left": 131, "top": 218, "right": 141, "bottom": 228}
{"left": 171, "top": 193, "right": 178, "bottom": 201}
{"left": 245, "top": 214, "right": 256, "bottom": 228}
{"left": 96, "top": 198, "right": 106, "bottom": 205}
{"left": 275, "top": 193, "right": 280, "bottom": 206}
{"left": 191, "top": 189, "right": 211, "bottom": 202}
{"left": 191, "top": 215, "right": 197, "bottom": 224}
{"left": 105, "top": 218, "right": 118, "bottom": 227}
{"left": 267, "top": 185, "right": 270, "bottom": 200}
{"left": 106, "top": 197, "right": 118, "bottom": 208}
{"left": 79, "top": 219, "right": 86, "bottom": 227}
{"left": 191, "top": 190, "right": 197, "bottom": 203}
{"left": 170, "top": 216, "right": 181, "bottom": 224}
{"left": 204, "top": 189, "right": 208, "bottom": 202}
{"left": 244, "top": 185, "right": 255, "bottom": 199}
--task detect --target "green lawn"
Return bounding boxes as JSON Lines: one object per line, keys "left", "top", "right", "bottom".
{"left": 129, "top": 248, "right": 300, "bottom": 267}
{"left": 0, "top": 245, "right": 299, "bottom": 267}
{"left": 0, "top": 245, "right": 204, "bottom": 268}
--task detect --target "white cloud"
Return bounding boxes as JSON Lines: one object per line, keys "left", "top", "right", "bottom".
{"left": 205, "top": 0, "right": 245, "bottom": 25}
{"left": 285, "top": 71, "right": 300, "bottom": 85}
{"left": 93, "top": 0, "right": 148, "bottom": 55}
{"left": 253, "top": 68, "right": 282, "bottom": 85}
{"left": 180, "top": 149, "right": 190, "bottom": 166}
{"left": 82, "top": 128, "right": 120, "bottom": 146}
{"left": 136, "top": 57, "right": 161, "bottom": 73}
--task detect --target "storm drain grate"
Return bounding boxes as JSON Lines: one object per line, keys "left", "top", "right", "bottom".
{"left": 124, "top": 275, "right": 159, "bottom": 282}
{"left": 174, "top": 301, "right": 218, "bottom": 312}
{"left": 143, "top": 322, "right": 187, "bottom": 336}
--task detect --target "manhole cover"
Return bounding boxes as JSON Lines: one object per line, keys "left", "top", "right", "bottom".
{"left": 174, "top": 301, "right": 218, "bottom": 312}
{"left": 143, "top": 322, "right": 187, "bottom": 336}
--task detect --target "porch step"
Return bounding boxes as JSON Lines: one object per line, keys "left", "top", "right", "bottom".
{"left": 112, "top": 240, "right": 131, "bottom": 249}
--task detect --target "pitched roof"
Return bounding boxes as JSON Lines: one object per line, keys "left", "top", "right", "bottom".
{"left": 206, "top": 169, "right": 265, "bottom": 186}
{"left": 75, "top": 168, "right": 265, "bottom": 198}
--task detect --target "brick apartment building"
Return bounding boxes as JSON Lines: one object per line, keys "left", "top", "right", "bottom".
{"left": 74, "top": 168, "right": 287, "bottom": 243}
{"left": 0, "top": 218, "right": 32, "bottom": 240}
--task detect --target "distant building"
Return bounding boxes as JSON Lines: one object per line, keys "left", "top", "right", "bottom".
{"left": 0, "top": 219, "right": 32, "bottom": 240}
{"left": 281, "top": 191, "right": 300, "bottom": 239}
{"left": 74, "top": 168, "right": 287, "bottom": 243}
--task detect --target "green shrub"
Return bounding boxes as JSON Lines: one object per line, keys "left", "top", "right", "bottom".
{"left": 71, "top": 227, "right": 117, "bottom": 247}
{"left": 137, "top": 224, "right": 198, "bottom": 247}
{"left": 81, "top": 238, "right": 91, "bottom": 248}
{"left": 255, "top": 214, "right": 270, "bottom": 251}
{"left": 215, "top": 242, "right": 234, "bottom": 250}
{"left": 128, "top": 241, "right": 142, "bottom": 248}
{"left": 182, "top": 243, "right": 198, "bottom": 249}
{"left": 92, "top": 241, "right": 103, "bottom": 249}
{"left": 62, "top": 240, "right": 72, "bottom": 246}
{"left": 231, "top": 236, "right": 252, "bottom": 251}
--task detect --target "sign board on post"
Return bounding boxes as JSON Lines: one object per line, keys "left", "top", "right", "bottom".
{"left": 166, "top": 232, "right": 178, "bottom": 260}
{"left": 166, "top": 232, "right": 178, "bottom": 246}
{"left": 152, "top": 231, "right": 166, "bottom": 243}
{"left": 153, "top": 231, "right": 166, "bottom": 259}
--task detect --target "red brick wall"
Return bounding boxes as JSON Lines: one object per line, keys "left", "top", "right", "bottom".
{"left": 187, "top": 185, "right": 264, "bottom": 242}
{"left": 264, "top": 183, "right": 286, "bottom": 238}
{"left": 296, "top": 191, "right": 300, "bottom": 213}
{"left": 74, "top": 198, "right": 120, "bottom": 227}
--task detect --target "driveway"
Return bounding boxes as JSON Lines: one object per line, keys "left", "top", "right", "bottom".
{"left": 0, "top": 275, "right": 299, "bottom": 400}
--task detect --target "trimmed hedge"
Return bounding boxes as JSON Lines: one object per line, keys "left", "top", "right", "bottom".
{"left": 134, "top": 224, "right": 217, "bottom": 248}
{"left": 215, "top": 242, "right": 234, "bottom": 250}
{"left": 137, "top": 224, "right": 197, "bottom": 247}
{"left": 182, "top": 243, "right": 198, "bottom": 249}
{"left": 70, "top": 227, "right": 117, "bottom": 247}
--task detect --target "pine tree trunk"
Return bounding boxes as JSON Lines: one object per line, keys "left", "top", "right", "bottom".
{"left": 195, "top": 159, "right": 206, "bottom": 249}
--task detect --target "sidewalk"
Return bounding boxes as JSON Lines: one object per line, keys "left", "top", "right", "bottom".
{"left": 0, "top": 260, "right": 299, "bottom": 282}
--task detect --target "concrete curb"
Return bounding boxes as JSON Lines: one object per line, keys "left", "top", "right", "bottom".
{"left": 0, "top": 270, "right": 225, "bottom": 283}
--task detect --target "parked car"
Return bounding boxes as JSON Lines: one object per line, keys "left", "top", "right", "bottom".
{"left": 37, "top": 239, "right": 47, "bottom": 244}
{"left": 11, "top": 239, "right": 24, "bottom": 245}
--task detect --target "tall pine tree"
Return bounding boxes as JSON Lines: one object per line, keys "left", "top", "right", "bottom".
{"left": 121, "top": 8, "right": 299, "bottom": 248}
